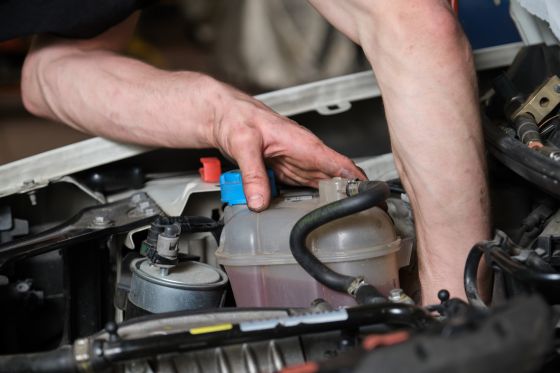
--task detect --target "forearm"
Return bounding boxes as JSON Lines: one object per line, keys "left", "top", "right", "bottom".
{"left": 20, "top": 18, "right": 366, "bottom": 212}
{"left": 310, "top": 0, "right": 490, "bottom": 303}
{"left": 361, "top": 3, "right": 490, "bottom": 303}
{"left": 21, "top": 42, "right": 215, "bottom": 148}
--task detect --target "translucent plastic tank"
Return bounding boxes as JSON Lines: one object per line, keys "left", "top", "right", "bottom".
{"left": 216, "top": 178, "right": 408, "bottom": 308}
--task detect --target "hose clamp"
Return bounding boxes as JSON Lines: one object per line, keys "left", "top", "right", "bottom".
{"left": 345, "top": 179, "right": 361, "bottom": 197}
{"left": 347, "top": 277, "right": 366, "bottom": 296}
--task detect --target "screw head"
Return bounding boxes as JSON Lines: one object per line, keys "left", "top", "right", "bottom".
{"left": 389, "top": 288, "right": 404, "bottom": 301}
{"left": 15, "top": 281, "right": 30, "bottom": 292}
{"left": 105, "top": 321, "right": 118, "bottom": 334}
{"left": 554, "top": 84, "right": 560, "bottom": 94}
{"left": 93, "top": 216, "right": 112, "bottom": 227}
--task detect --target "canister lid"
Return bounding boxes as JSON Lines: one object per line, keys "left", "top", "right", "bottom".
{"left": 131, "top": 259, "right": 228, "bottom": 289}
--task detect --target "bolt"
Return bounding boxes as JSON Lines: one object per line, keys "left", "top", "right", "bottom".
{"left": 160, "top": 268, "right": 169, "bottom": 277}
{"left": 15, "top": 281, "right": 30, "bottom": 293}
{"left": 554, "top": 84, "right": 560, "bottom": 94}
{"left": 131, "top": 193, "right": 143, "bottom": 203}
{"left": 138, "top": 201, "right": 150, "bottom": 211}
{"left": 93, "top": 216, "right": 112, "bottom": 227}
{"left": 388, "top": 288, "right": 404, "bottom": 302}
{"left": 94, "top": 216, "right": 106, "bottom": 224}
{"left": 535, "top": 248, "right": 546, "bottom": 256}
{"left": 105, "top": 321, "right": 120, "bottom": 342}
{"left": 28, "top": 192, "right": 37, "bottom": 206}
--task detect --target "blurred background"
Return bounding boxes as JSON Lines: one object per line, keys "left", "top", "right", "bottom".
{"left": 0, "top": 0, "right": 523, "bottom": 166}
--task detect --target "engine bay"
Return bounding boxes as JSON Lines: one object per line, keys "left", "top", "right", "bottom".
{"left": 1, "top": 45, "right": 560, "bottom": 373}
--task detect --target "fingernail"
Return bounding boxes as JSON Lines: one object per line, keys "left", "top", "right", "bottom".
{"left": 248, "top": 194, "right": 264, "bottom": 210}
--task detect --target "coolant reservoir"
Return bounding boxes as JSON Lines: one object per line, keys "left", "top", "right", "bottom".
{"left": 216, "top": 173, "right": 407, "bottom": 308}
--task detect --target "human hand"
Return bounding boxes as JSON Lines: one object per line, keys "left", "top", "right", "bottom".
{"left": 205, "top": 80, "right": 366, "bottom": 211}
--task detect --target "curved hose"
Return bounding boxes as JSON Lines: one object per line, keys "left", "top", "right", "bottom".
{"left": 289, "top": 181, "right": 390, "bottom": 300}
{"left": 465, "top": 233, "right": 560, "bottom": 309}
{"left": 464, "top": 243, "right": 488, "bottom": 309}
{"left": 0, "top": 346, "right": 76, "bottom": 373}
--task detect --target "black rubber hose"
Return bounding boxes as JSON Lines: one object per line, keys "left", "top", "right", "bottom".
{"left": 0, "top": 346, "right": 76, "bottom": 373}
{"left": 464, "top": 243, "right": 488, "bottom": 309}
{"left": 289, "top": 181, "right": 390, "bottom": 296}
{"left": 465, "top": 239, "right": 560, "bottom": 309}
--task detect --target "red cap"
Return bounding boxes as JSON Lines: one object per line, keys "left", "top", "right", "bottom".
{"left": 199, "top": 157, "right": 222, "bottom": 183}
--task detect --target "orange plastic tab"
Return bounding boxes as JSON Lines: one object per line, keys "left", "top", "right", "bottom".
{"left": 362, "top": 331, "right": 410, "bottom": 351}
{"left": 281, "top": 362, "right": 319, "bottom": 373}
{"left": 199, "top": 157, "right": 222, "bottom": 183}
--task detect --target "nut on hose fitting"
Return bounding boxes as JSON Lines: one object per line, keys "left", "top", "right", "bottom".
{"left": 348, "top": 277, "right": 388, "bottom": 305}
{"left": 346, "top": 180, "right": 390, "bottom": 197}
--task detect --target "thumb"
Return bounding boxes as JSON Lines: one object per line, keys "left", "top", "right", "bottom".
{"left": 231, "top": 140, "right": 271, "bottom": 212}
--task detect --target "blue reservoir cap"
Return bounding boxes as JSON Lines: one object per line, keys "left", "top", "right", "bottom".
{"left": 220, "top": 169, "right": 278, "bottom": 205}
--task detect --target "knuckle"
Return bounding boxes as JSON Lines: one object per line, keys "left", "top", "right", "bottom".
{"left": 230, "top": 125, "right": 259, "bottom": 148}
{"left": 242, "top": 171, "right": 266, "bottom": 186}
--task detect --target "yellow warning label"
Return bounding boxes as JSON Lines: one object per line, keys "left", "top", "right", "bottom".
{"left": 190, "top": 323, "right": 233, "bottom": 335}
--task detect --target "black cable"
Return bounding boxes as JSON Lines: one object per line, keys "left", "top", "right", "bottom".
{"left": 0, "top": 346, "right": 76, "bottom": 373}
{"left": 512, "top": 199, "right": 557, "bottom": 246}
{"left": 488, "top": 249, "right": 560, "bottom": 284}
{"left": 142, "top": 215, "right": 221, "bottom": 258}
{"left": 289, "top": 181, "right": 389, "bottom": 299}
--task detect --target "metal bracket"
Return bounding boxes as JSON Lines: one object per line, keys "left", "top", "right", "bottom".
{"left": 512, "top": 75, "right": 560, "bottom": 124}
{"left": 0, "top": 192, "right": 161, "bottom": 269}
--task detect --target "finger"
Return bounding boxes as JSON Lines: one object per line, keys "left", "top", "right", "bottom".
{"left": 229, "top": 134, "right": 271, "bottom": 212}
{"left": 269, "top": 157, "right": 331, "bottom": 181}
{"left": 273, "top": 164, "right": 316, "bottom": 187}
{"left": 272, "top": 163, "right": 332, "bottom": 188}
{"left": 280, "top": 147, "right": 366, "bottom": 181}
{"left": 314, "top": 148, "right": 367, "bottom": 180}
{"left": 269, "top": 125, "right": 367, "bottom": 180}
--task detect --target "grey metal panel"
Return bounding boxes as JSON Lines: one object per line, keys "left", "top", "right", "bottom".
{"left": 0, "top": 138, "right": 149, "bottom": 197}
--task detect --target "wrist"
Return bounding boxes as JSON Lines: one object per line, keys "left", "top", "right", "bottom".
{"left": 157, "top": 71, "right": 222, "bottom": 149}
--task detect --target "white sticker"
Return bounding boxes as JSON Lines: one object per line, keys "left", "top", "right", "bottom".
{"left": 239, "top": 309, "right": 349, "bottom": 332}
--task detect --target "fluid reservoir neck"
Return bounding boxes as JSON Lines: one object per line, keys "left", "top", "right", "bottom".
{"left": 318, "top": 178, "right": 351, "bottom": 204}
